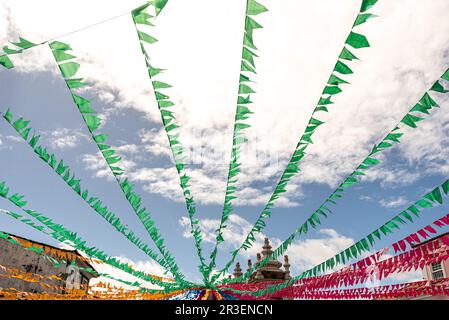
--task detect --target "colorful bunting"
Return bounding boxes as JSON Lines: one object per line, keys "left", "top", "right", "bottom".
{"left": 0, "top": 37, "right": 37, "bottom": 69}
{"left": 0, "top": 186, "right": 183, "bottom": 289}
{"left": 0, "top": 109, "right": 190, "bottom": 284}
{"left": 1, "top": 0, "right": 449, "bottom": 300}
{"left": 207, "top": 0, "right": 267, "bottom": 283}
{"left": 214, "top": 0, "right": 380, "bottom": 284}
{"left": 220, "top": 67, "right": 449, "bottom": 286}
{"left": 131, "top": 2, "right": 209, "bottom": 283}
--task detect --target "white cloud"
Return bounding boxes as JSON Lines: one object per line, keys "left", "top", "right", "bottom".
{"left": 46, "top": 128, "right": 87, "bottom": 150}
{"left": 285, "top": 229, "right": 354, "bottom": 272}
{"left": 363, "top": 165, "right": 423, "bottom": 189}
{"left": 81, "top": 151, "right": 136, "bottom": 179}
{"left": 2, "top": 0, "right": 449, "bottom": 209}
{"left": 379, "top": 196, "right": 409, "bottom": 209}
{"left": 128, "top": 164, "right": 302, "bottom": 206}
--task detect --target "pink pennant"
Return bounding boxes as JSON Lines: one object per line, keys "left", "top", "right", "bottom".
{"left": 405, "top": 236, "right": 415, "bottom": 247}
{"left": 440, "top": 215, "right": 449, "bottom": 225}
{"left": 441, "top": 236, "right": 449, "bottom": 247}
{"left": 418, "top": 229, "right": 429, "bottom": 239}
{"left": 434, "top": 220, "right": 445, "bottom": 228}
{"left": 398, "top": 240, "right": 407, "bottom": 252}
{"left": 410, "top": 233, "right": 421, "bottom": 243}
{"left": 424, "top": 226, "right": 437, "bottom": 234}
{"left": 393, "top": 242, "right": 400, "bottom": 254}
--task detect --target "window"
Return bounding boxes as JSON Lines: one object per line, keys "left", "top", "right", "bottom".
{"left": 431, "top": 262, "right": 444, "bottom": 280}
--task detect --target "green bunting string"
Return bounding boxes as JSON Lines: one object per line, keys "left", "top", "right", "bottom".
{"left": 3, "top": 0, "right": 449, "bottom": 297}
{"left": 151, "top": 0, "right": 169, "bottom": 16}
{"left": 131, "top": 3, "right": 209, "bottom": 284}
{"left": 0, "top": 209, "right": 161, "bottom": 291}
{"left": 222, "top": 67, "right": 449, "bottom": 286}
{"left": 0, "top": 0, "right": 171, "bottom": 70}
{"left": 0, "top": 109, "right": 188, "bottom": 284}
{"left": 0, "top": 37, "right": 37, "bottom": 69}
{"left": 47, "top": 40, "right": 191, "bottom": 287}
{"left": 0, "top": 188, "right": 180, "bottom": 287}
{"left": 0, "top": 222, "right": 182, "bottom": 294}
{"left": 227, "top": 178, "right": 449, "bottom": 297}
{"left": 206, "top": 0, "right": 268, "bottom": 284}
{"left": 213, "top": 0, "right": 380, "bottom": 284}
{"left": 0, "top": 185, "right": 185, "bottom": 290}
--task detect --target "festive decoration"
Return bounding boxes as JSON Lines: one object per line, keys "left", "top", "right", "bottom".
{"left": 131, "top": 3, "right": 209, "bottom": 283}
{"left": 269, "top": 278, "right": 449, "bottom": 300}
{"left": 207, "top": 0, "right": 268, "bottom": 283}
{"left": 225, "top": 230, "right": 449, "bottom": 297}
{"left": 1, "top": 0, "right": 449, "bottom": 300}
{"left": 213, "top": 0, "right": 380, "bottom": 283}
{"left": 47, "top": 40, "right": 192, "bottom": 287}
{"left": 224, "top": 178, "right": 449, "bottom": 296}
{"left": 1, "top": 109, "right": 181, "bottom": 283}
{"left": 221, "top": 68, "right": 449, "bottom": 285}
{"left": 0, "top": 182, "right": 183, "bottom": 289}
{"left": 0, "top": 37, "right": 37, "bottom": 69}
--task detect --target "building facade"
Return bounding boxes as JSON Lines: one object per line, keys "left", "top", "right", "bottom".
{"left": 408, "top": 232, "right": 449, "bottom": 300}
{"left": 0, "top": 231, "right": 97, "bottom": 295}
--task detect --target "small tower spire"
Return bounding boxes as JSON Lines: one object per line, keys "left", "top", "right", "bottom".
{"left": 247, "top": 259, "right": 252, "bottom": 273}
{"left": 233, "top": 262, "right": 243, "bottom": 279}
{"left": 262, "top": 237, "right": 273, "bottom": 258}
{"left": 255, "top": 253, "right": 264, "bottom": 280}
{"left": 284, "top": 255, "right": 291, "bottom": 280}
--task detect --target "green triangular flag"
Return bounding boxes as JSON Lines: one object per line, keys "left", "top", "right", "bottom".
{"left": 246, "top": 0, "right": 268, "bottom": 16}
{"left": 138, "top": 31, "right": 158, "bottom": 44}
{"left": 152, "top": 0, "right": 169, "bottom": 16}
{"left": 339, "top": 47, "right": 359, "bottom": 61}
{"left": 346, "top": 32, "right": 370, "bottom": 49}
{"left": 334, "top": 61, "right": 353, "bottom": 75}
{"left": 12, "top": 37, "right": 36, "bottom": 49}
{"left": 58, "top": 62, "right": 80, "bottom": 78}
{"left": 0, "top": 55, "right": 13, "bottom": 69}
{"left": 353, "top": 13, "right": 377, "bottom": 27}
{"left": 360, "top": 0, "right": 378, "bottom": 12}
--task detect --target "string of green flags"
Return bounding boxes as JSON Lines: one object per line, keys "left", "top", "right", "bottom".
{"left": 2, "top": 0, "right": 449, "bottom": 298}
{"left": 206, "top": 0, "right": 268, "bottom": 284}
{"left": 227, "top": 178, "right": 449, "bottom": 297}
{"left": 47, "top": 39, "right": 191, "bottom": 287}
{"left": 0, "top": 225, "right": 182, "bottom": 295}
{"left": 0, "top": 0, "right": 171, "bottom": 69}
{"left": 0, "top": 37, "right": 37, "bottom": 69}
{"left": 0, "top": 108, "right": 188, "bottom": 283}
{"left": 131, "top": 3, "right": 210, "bottom": 284}
{"left": 222, "top": 66, "right": 449, "bottom": 285}
{"left": 0, "top": 181, "right": 187, "bottom": 290}
{"left": 0, "top": 208, "right": 181, "bottom": 292}
{"left": 213, "top": 0, "right": 380, "bottom": 284}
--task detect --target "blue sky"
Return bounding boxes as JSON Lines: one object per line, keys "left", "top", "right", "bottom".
{"left": 1, "top": 0, "right": 449, "bottom": 286}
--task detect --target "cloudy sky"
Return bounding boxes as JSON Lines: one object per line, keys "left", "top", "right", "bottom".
{"left": 1, "top": 0, "right": 449, "bottom": 285}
